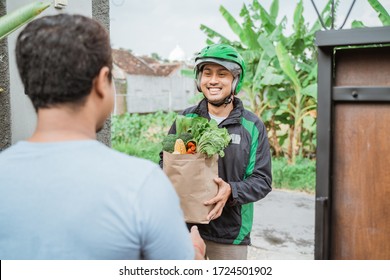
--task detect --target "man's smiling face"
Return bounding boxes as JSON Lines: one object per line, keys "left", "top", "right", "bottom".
{"left": 200, "top": 63, "right": 233, "bottom": 104}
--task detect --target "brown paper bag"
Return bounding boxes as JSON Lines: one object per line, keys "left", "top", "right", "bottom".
{"left": 163, "top": 151, "right": 218, "bottom": 224}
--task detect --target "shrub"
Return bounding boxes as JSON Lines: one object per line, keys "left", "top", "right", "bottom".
{"left": 111, "top": 111, "right": 177, "bottom": 163}
{"left": 272, "top": 157, "right": 316, "bottom": 193}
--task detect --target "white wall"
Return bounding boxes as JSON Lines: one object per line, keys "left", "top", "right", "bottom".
{"left": 126, "top": 75, "right": 196, "bottom": 113}
{"left": 8, "top": 1, "right": 93, "bottom": 143}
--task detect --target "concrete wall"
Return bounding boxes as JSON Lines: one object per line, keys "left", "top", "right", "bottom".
{"left": 0, "top": 0, "right": 11, "bottom": 151}
{"left": 0, "top": 0, "right": 110, "bottom": 151}
{"left": 126, "top": 75, "right": 195, "bottom": 113}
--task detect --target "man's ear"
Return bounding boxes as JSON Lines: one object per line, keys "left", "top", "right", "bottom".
{"left": 94, "top": 66, "right": 111, "bottom": 99}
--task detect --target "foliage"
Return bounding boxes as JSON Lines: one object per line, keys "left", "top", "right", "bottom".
{"left": 111, "top": 111, "right": 316, "bottom": 192}
{"left": 199, "top": 0, "right": 388, "bottom": 164}
{"left": 111, "top": 111, "right": 177, "bottom": 163}
{"left": 151, "top": 52, "right": 169, "bottom": 63}
{"left": 352, "top": 0, "right": 390, "bottom": 27}
{"left": 111, "top": 111, "right": 176, "bottom": 163}
{"left": 111, "top": 0, "right": 388, "bottom": 191}
{"left": 0, "top": 1, "right": 50, "bottom": 93}
{"left": 113, "top": 141, "right": 162, "bottom": 164}
{"left": 200, "top": 0, "right": 333, "bottom": 164}
{"left": 0, "top": 1, "right": 50, "bottom": 41}
{"left": 272, "top": 156, "right": 315, "bottom": 193}
{"left": 111, "top": 111, "right": 177, "bottom": 146}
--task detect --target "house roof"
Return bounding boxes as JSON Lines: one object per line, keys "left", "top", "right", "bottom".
{"left": 112, "top": 49, "right": 155, "bottom": 76}
{"left": 139, "top": 55, "right": 159, "bottom": 65}
{"left": 112, "top": 63, "right": 127, "bottom": 80}
{"left": 154, "top": 64, "right": 182, "bottom": 76}
{"left": 112, "top": 49, "right": 187, "bottom": 77}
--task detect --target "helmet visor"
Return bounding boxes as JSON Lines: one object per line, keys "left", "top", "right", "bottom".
{"left": 195, "top": 58, "right": 242, "bottom": 78}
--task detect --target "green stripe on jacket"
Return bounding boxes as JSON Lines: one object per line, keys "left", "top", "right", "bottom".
{"left": 233, "top": 117, "right": 259, "bottom": 244}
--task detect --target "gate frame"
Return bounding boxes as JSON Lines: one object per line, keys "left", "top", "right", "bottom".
{"left": 315, "top": 26, "right": 390, "bottom": 260}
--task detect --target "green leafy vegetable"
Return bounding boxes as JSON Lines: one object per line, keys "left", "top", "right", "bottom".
{"left": 162, "top": 134, "right": 179, "bottom": 153}
{"left": 175, "top": 115, "right": 195, "bottom": 136}
{"left": 175, "top": 115, "right": 231, "bottom": 157}
{"left": 197, "top": 127, "right": 231, "bottom": 157}
{"left": 178, "top": 132, "right": 194, "bottom": 145}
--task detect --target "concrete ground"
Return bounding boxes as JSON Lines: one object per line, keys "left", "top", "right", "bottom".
{"left": 247, "top": 189, "right": 315, "bottom": 260}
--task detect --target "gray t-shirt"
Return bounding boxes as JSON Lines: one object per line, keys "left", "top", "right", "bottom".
{"left": 0, "top": 140, "right": 193, "bottom": 260}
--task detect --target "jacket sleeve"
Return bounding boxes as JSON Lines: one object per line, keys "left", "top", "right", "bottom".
{"left": 228, "top": 121, "right": 272, "bottom": 205}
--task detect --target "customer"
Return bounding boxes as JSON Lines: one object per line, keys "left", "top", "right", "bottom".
{"left": 160, "top": 44, "right": 272, "bottom": 259}
{"left": 0, "top": 14, "right": 205, "bottom": 260}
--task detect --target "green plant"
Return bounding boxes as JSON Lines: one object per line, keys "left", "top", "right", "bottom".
{"left": 352, "top": 0, "right": 390, "bottom": 27}
{"left": 0, "top": 1, "right": 51, "bottom": 93}
{"left": 271, "top": 156, "right": 315, "bottom": 193}
{"left": 111, "top": 111, "right": 178, "bottom": 162}
{"left": 200, "top": 0, "right": 332, "bottom": 163}
{"left": 0, "top": 1, "right": 50, "bottom": 41}
{"left": 114, "top": 141, "right": 162, "bottom": 164}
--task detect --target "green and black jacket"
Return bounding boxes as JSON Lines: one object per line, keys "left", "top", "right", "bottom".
{"left": 161, "top": 97, "right": 272, "bottom": 245}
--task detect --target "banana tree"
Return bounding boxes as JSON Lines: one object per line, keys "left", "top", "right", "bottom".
{"left": 270, "top": 0, "right": 327, "bottom": 163}
{"left": 275, "top": 41, "right": 317, "bottom": 163}
{"left": 200, "top": 0, "right": 332, "bottom": 162}
{"left": 200, "top": 0, "right": 288, "bottom": 156}
{"left": 200, "top": 0, "right": 388, "bottom": 163}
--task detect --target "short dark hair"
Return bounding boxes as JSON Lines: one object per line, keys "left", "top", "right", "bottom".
{"left": 15, "top": 14, "right": 112, "bottom": 110}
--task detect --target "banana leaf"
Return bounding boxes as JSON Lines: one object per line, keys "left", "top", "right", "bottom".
{"left": 239, "top": 4, "right": 260, "bottom": 49}
{"left": 275, "top": 41, "right": 301, "bottom": 90}
{"left": 0, "top": 1, "right": 51, "bottom": 41}
{"left": 219, "top": 5, "right": 247, "bottom": 45}
{"left": 368, "top": 0, "right": 390, "bottom": 26}
{"left": 351, "top": 20, "right": 366, "bottom": 28}
{"left": 257, "top": 33, "right": 276, "bottom": 58}
{"left": 260, "top": 66, "right": 285, "bottom": 86}
{"left": 352, "top": 0, "right": 390, "bottom": 28}
{"left": 308, "top": 0, "right": 333, "bottom": 34}
{"left": 200, "top": 24, "right": 230, "bottom": 44}
{"left": 293, "top": 0, "right": 304, "bottom": 37}
{"left": 301, "top": 84, "right": 317, "bottom": 99}
{"left": 252, "top": 0, "right": 277, "bottom": 33}
{"left": 269, "top": 0, "right": 279, "bottom": 21}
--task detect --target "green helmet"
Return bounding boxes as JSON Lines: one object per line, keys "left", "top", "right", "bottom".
{"left": 194, "top": 44, "right": 246, "bottom": 95}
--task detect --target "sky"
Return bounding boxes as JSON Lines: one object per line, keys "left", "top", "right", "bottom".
{"left": 109, "top": 0, "right": 390, "bottom": 61}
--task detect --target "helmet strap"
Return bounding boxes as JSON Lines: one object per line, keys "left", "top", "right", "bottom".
{"left": 207, "top": 94, "right": 233, "bottom": 107}
{"left": 195, "top": 72, "right": 202, "bottom": 92}
{"left": 231, "top": 76, "right": 239, "bottom": 95}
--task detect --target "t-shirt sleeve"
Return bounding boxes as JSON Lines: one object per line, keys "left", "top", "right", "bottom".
{"left": 134, "top": 165, "right": 194, "bottom": 260}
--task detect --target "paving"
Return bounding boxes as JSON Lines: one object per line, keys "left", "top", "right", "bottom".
{"left": 248, "top": 189, "right": 315, "bottom": 260}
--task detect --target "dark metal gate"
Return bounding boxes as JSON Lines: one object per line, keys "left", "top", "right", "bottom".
{"left": 315, "top": 26, "right": 390, "bottom": 259}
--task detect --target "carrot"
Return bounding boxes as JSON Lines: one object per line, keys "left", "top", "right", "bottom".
{"left": 185, "top": 141, "right": 196, "bottom": 154}
{"left": 187, "top": 141, "right": 196, "bottom": 150}
{"left": 187, "top": 142, "right": 194, "bottom": 148}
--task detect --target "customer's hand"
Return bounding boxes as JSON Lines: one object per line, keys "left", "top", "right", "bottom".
{"left": 190, "top": 226, "right": 206, "bottom": 260}
{"left": 204, "top": 177, "right": 232, "bottom": 221}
